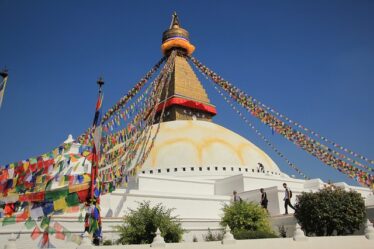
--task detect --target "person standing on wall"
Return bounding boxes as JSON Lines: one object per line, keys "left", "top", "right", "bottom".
{"left": 283, "top": 183, "right": 295, "bottom": 215}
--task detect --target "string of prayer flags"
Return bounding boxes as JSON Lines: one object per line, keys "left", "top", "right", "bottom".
{"left": 213, "top": 84, "right": 310, "bottom": 180}
{"left": 251, "top": 96, "right": 374, "bottom": 167}
{"left": 100, "top": 57, "right": 166, "bottom": 124}
{"left": 190, "top": 56, "right": 374, "bottom": 189}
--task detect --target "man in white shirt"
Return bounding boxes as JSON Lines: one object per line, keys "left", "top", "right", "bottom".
{"left": 232, "top": 190, "right": 242, "bottom": 202}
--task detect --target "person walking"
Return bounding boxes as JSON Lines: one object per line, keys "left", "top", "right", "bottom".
{"left": 260, "top": 188, "right": 268, "bottom": 211}
{"left": 232, "top": 190, "right": 242, "bottom": 202}
{"left": 283, "top": 183, "right": 295, "bottom": 214}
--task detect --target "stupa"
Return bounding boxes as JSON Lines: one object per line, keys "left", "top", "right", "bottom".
{"left": 95, "top": 12, "right": 373, "bottom": 240}
{"left": 0, "top": 13, "right": 373, "bottom": 247}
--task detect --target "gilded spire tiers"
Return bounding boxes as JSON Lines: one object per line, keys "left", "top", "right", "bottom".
{"left": 161, "top": 12, "right": 195, "bottom": 56}
{"left": 155, "top": 12, "right": 216, "bottom": 123}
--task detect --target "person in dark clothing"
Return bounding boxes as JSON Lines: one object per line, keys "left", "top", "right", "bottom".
{"left": 260, "top": 188, "right": 268, "bottom": 211}
{"left": 283, "top": 183, "right": 295, "bottom": 214}
{"left": 258, "top": 163, "right": 265, "bottom": 173}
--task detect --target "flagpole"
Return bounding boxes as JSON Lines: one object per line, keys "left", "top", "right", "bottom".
{"left": 90, "top": 76, "right": 104, "bottom": 201}
{"left": 0, "top": 68, "right": 9, "bottom": 108}
{"left": 0, "top": 68, "right": 8, "bottom": 79}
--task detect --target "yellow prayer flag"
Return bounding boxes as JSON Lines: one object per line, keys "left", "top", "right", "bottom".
{"left": 58, "top": 177, "right": 65, "bottom": 186}
{"left": 36, "top": 176, "right": 43, "bottom": 184}
{"left": 23, "top": 161, "right": 30, "bottom": 171}
{"left": 83, "top": 174, "right": 91, "bottom": 183}
{"left": 54, "top": 197, "right": 67, "bottom": 211}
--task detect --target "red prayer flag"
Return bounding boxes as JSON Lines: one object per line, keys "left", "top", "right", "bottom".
{"left": 55, "top": 232, "right": 65, "bottom": 240}
{"left": 77, "top": 189, "right": 89, "bottom": 203}
{"left": 53, "top": 222, "right": 63, "bottom": 232}
{"left": 31, "top": 226, "right": 41, "bottom": 240}
{"left": 16, "top": 209, "right": 29, "bottom": 222}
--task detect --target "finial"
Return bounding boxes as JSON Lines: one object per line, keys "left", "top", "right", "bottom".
{"left": 97, "top": 76, "right": 105, "bottom": 87}
{"left": 162, "top": 12, "right": 195, "bottom": 55}
{"left": 0, "top": 67, "right": 8, "bottom": 78}
{"left": 170, "top": 11, "right": 180, "bottom": 29}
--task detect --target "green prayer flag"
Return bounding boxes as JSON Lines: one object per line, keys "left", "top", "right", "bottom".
{"left": 46, "top": 226, "right": 55, "bottom": 235}
{"left": 65, "top": 193, "right": 80, "bottom": 207}
{"left": 63, "top": 228, "right": 72, "bottom": 239}
{"left": 2, "top": 217, "right": 16, "bottom": 226}
{"left": 45, "top": 187, "right": 69, "bottom": 201}
{"left": 24, "top": 217, "right": 36, "bottom": 230}
{"left": 109, "top": 182, "right": 114, "bottom": 192}
{"left": 40, "top": 216, "right": 50, "bottom": 229}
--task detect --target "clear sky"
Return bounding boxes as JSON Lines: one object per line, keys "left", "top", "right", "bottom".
{"left": 0, "top": 0, "right": 373, "bottom": 186}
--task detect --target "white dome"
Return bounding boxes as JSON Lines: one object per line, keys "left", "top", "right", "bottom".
{"left": 132, "top": 120, "right": 282, "bottom": 175}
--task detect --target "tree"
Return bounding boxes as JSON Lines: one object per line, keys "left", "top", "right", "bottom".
{"left": 220, "top": 201, "right": 276, "bottom": 239}
{"left": 294, "top": 186, "right": 366, "bottom": 236}
{"left": 115, "top": 201, "right": 183, "bottom": 244}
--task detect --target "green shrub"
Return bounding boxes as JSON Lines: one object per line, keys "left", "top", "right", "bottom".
{"left": 115, "top": 201, "right": 183, "bottom": 244}
{"left": 102, "top": 239, "right": 113, "bottom": 245}
{"left": 294, "top": 186, "right": 366, "bottom": 236}
{"left": 220, "top": 201, "right": 272, "bottom": 233}
{"left": 233, "top": 230, "right": 278, "bottom": 240}
{"left": 203, "top": 228, "right": 224, "bottom": 241}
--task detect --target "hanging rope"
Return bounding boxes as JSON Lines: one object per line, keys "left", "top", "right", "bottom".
{"left": 211, "top": 81, "right": 310, "bottom": 179}
{"left": 76, "top": 56, "right": 166, "bottom": 145}
{"left": 250, "top": 97, "right": 374, "bottom": 166}
{"left": 190, "top": 56, "right": 373, "bottom": 189}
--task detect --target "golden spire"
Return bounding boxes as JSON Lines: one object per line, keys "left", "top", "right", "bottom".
{"left": 155, "top": 13, "right": 216, "bottom": 123}
{"left": 161, "top": 12, "right": 195, "bottom": 55}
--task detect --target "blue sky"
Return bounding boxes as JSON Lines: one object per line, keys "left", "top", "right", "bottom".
{"left": 0, "top": 0, "right": 373, "bottom": 186}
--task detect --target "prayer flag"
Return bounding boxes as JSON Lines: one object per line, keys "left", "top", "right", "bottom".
{"left": 2, "top": 216, "right": 16, "bottom": 226}
{"left": 40, "top": 216, "right": 50, "bottom": 229}
{"left": 42, "top": 202, "right": 54, "bottom": 216}
{"left": 66, "top": 193, "right": 80, "bottom": 207}
{"left": 30, "top": 206, "right": 44, "bottom": 219}
{"left": 25, "top": 217, "right": 36, "bottom": 230}
{"left": 16, "top": 209, "right": 29, "bottom": 222}
{"left": 31, "top": 225, "right": 41, "bottom": 240}
{"left": 55, "top": 231, "right": 65, "bottom": 240}
{"left": 53, "top": 197, "right": 67, "bottom": 211}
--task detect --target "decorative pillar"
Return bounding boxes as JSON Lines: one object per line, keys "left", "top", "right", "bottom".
{"left": 293, "top": 223, "right": 307, "bottom": 241}
{"left": 151, "top": 228, "right": 166, "bottom": 247}
{"left": 221, "top": 225, "right": 236, "bottom": 245}
{"left": 364, "top": 219, "right": 374, "bottom": 240}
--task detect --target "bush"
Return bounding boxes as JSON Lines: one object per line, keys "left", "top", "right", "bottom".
{"left": 294, "top": 186, "right": 366, "bottom": 236}
{"left": 102, "top": 240, "right": 113, "bottom": 245}
{"left": 220, "top": 201, "right": 272, "bottom": 234}
{"left": 115, "top": 201, "right": 183, "bottom": 244}
{"left": 233, "top": 230, "right": 278, "bottom": 240}
{"left": 203, "top": 228, "right": 224, "bottom": 241}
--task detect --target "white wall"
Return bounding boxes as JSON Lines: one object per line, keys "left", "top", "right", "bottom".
{"left": 138, "top": 175, "right": 215, "bottom": 195}
{"left": 1, "top": 233, "right": 374, "bottom": 249}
